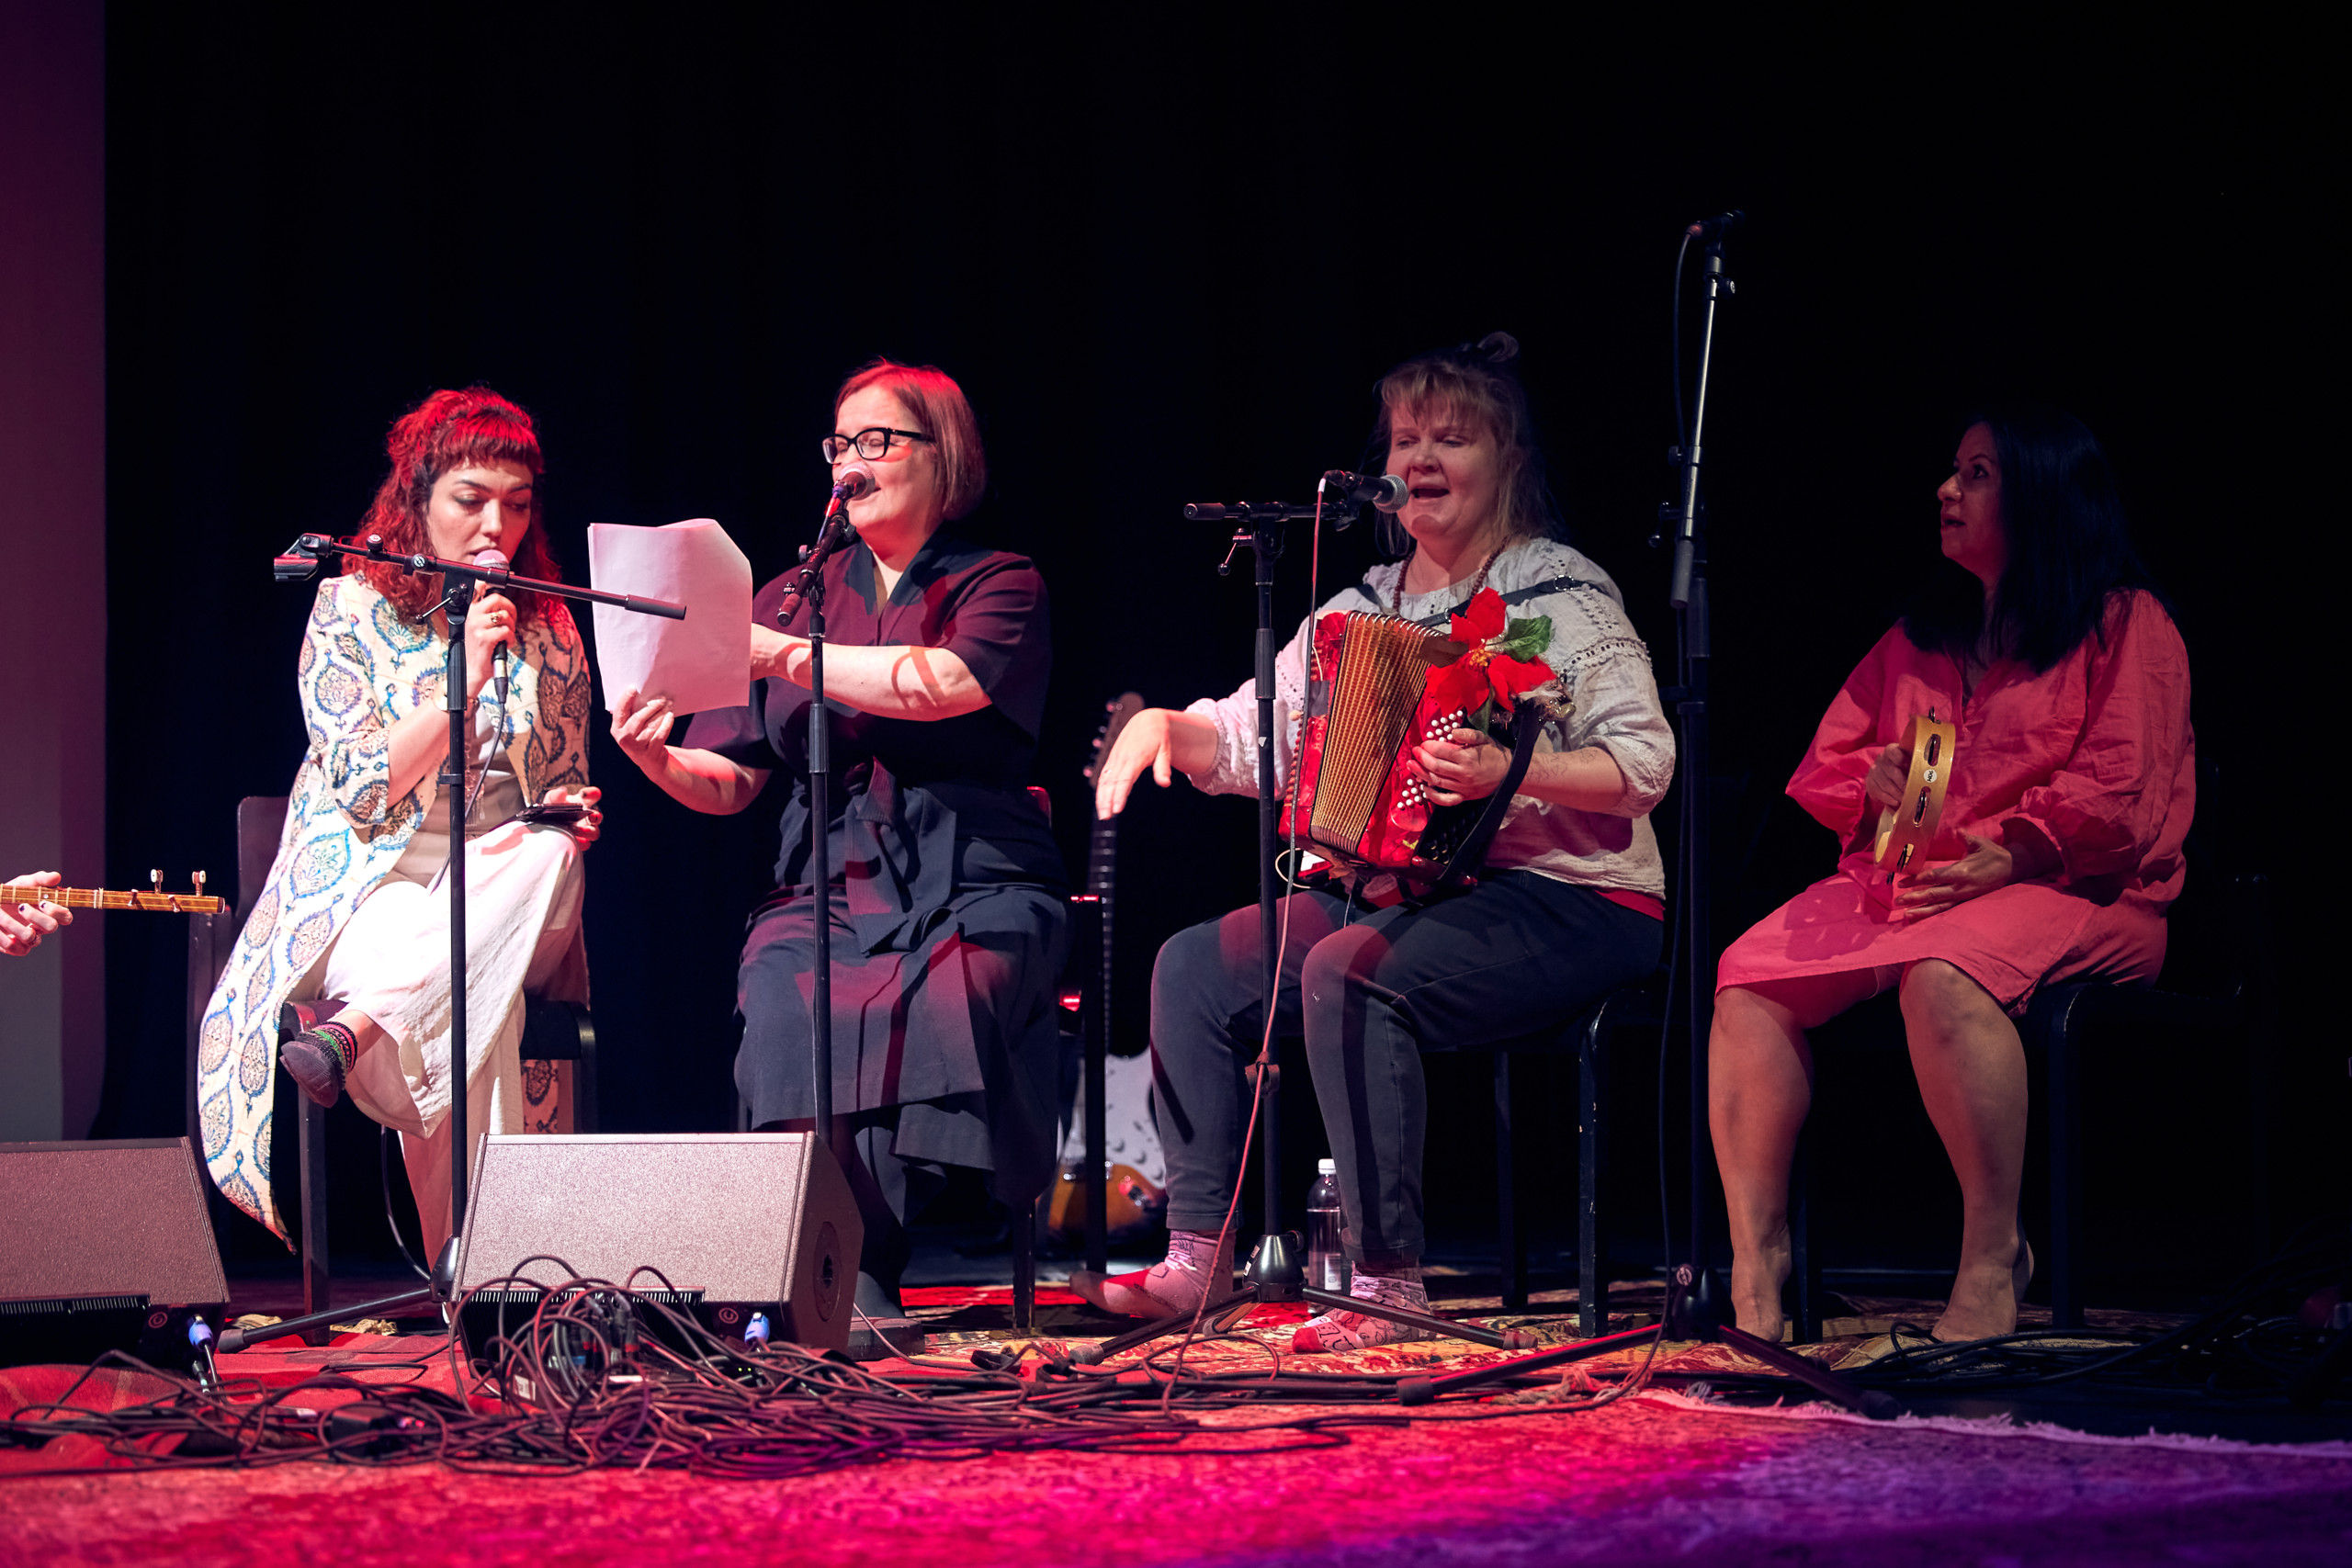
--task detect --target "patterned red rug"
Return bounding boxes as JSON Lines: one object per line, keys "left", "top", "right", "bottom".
{"left": 6, "top": 1293, "right": 2351, "bottom": 1565}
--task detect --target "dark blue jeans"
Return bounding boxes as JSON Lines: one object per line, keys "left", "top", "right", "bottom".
{"left": 1149, "top": 872, "right": 1660, "bottom": 1266}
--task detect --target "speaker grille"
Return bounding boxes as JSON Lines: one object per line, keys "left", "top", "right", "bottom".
{"left": 0, "top": 1139, "right": 227, "bottom": 1306}
{"left": 457, "top": 1134, "right": 819, "bottom": 1302}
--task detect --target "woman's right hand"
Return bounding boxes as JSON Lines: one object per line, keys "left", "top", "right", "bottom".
{"left": 466, "top": 591, "right": 521, "bottom": 697}
{"left": 1863, "top": 740, "right": 1911, "bottom": 813}
{"left": 1095, "top": 707, "right": 1185, "bottom": 819}
{"left": 611, "top": 689, "right": 678, "bottom": 779}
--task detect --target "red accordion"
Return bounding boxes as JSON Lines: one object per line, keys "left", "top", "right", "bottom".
{"left": 1283, "top": 609, "right": 1540, "bottom": 884}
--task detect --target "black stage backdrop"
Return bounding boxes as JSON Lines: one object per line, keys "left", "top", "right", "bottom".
{"left": 96, "top": 11, "right": 2328, "bottom": 1278}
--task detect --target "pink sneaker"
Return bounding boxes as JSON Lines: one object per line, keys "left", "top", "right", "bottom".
{"left": 1069, "top": 1231, "right": 1233, "bottom": 1318}
{"left": 1292, "top": 1271, "right": 1431, "bottom": 1354}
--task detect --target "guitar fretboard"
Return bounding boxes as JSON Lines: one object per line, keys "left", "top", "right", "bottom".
{"left": 0, "top": 885, "right": 225, "bottom": 915}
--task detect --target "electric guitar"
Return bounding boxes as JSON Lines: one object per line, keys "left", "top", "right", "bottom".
{"left": 1871, "top": 712, "right": 1957, "bottom": 873}
{"left": 0, "top": 873, "right": 223, "bottom": 915}
{"left": 1046, "top": 693, "right": 1164, "bottom": 1242}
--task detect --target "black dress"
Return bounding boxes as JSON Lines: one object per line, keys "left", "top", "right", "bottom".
{"left": 684, "top": 532, "right": 1069, "bottom": 1209}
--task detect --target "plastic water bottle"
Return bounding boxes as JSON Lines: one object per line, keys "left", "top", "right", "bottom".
{"left": 1306, "top": 1158, "right": 1350, "bottom": 1292}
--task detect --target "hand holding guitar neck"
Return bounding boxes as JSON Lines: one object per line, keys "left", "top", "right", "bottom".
{"left": 1, "top": 871, "right": 223, "bottom": 919}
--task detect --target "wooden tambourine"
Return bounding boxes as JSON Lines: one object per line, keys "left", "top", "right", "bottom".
{"left": 1871, "top": 712, "right": 1957, "bottom": 874}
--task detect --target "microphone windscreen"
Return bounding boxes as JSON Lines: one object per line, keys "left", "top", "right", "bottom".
{"left": 834, "top": 465, "right": 875, "bottom": 501}
{"left": 1370, "top": 473, "right": 1408, "bottom": 512}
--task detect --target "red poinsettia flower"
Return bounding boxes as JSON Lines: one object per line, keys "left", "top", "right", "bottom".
{"left": 1423, "top": 588, "right": 1555, "bottom": 725}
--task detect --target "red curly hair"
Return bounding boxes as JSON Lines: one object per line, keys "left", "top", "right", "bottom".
{"left": 343, "top": 386, "right": 561, "bottom": 624}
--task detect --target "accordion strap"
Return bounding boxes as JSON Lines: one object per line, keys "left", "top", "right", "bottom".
{"left": 1430, "top": 695, "right": 1553, "bottom": 890}
{"left": 1400, "top": 573, "right": 1603, "bottom": 631}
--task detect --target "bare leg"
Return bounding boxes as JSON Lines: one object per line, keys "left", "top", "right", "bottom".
{"left": 1709, "top": 971, "right": 1883, "bottom": 1340}
{"left": 1898, "top": 960, "right": 2030, "bottom": 1341}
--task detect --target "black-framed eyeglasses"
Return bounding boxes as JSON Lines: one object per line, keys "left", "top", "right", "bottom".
{"left": 820, "top": 427, "right": 930, "bottom": 464}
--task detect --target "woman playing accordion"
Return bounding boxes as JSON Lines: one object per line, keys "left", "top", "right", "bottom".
{"left": 1086, "top": 335, "right": 1674, "bottom": 1350}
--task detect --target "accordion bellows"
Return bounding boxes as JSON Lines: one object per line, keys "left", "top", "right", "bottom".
{"left": 1283, "top": 610, "right": 1483, "bottom": 879}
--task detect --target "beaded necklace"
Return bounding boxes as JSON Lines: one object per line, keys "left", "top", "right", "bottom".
{"left": 1386, "top": 541, "right": 1507, "bottom": 618}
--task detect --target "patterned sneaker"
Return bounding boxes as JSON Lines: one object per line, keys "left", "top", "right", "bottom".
{"left": 279, "top": 1021, "right": 360, "bottom": 1109}
{"left": 1069, "top": 1230, "right": 1234, "bottom": 1318}
{"left": 1292, "top": 1269, "right": 1432, "bottom": 1354}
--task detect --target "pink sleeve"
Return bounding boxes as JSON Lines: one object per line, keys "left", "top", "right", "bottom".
{"left": 2007, "top": 592, "right": 2192, "bottom": 885}
{"left": 1785, "top": 629, "right": 1898, "bottom": 841}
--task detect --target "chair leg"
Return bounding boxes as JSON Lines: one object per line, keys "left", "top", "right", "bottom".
{"left": 298, "top": 1094, "right": 331, "bottom": 1343}
{"left": 1791, "top": 1118, "right": 1818, "bottom": 1344}
{"left": 2049, "top": 1013, "right": 2083, "bottom": 1330}
{"left": 277, "top": 1001, "right": 332, "bottom": 1344}
{"left": 1011, "top": 1192, "right": 1038, "bottom": 1334}
{"left": 570, "top": 1003, "right": 599, "bottom": 1135}
{"left": 1495, "top": 1053, "right": 1524, "bottom": 1312}
{"left": 1578, "top": 1013, "right": 1607, "bottom": 1338}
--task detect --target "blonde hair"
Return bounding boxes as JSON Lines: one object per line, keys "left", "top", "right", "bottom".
{"left": 1369, "top": 333, "right": 1561, "bottom": 556}
{"left": 835, "top": 358, "right": 988, "bottom": 520}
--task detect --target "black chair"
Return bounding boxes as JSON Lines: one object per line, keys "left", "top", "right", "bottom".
{"left": 1789, "top": 761, "right": 2270, "bottom": 1338}
{"left": 1421, "top": 975, "right": 1666, "bottom": 1337}
{"left": 187, "top": 795, "right": 597, "bottom": 1328}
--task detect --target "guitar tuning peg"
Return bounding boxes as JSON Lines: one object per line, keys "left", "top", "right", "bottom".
{"left": 151, "top": 870, "right": 163, "bottom": 894}
{"left": 192, "top": 872, "right": 207, "bottom": 895}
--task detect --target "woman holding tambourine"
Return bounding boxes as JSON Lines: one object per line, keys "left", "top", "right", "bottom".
{"left": 1711, "top": 405, "right": 2192, "bottom": 1345}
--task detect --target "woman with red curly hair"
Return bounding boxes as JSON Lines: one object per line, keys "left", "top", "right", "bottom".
{"left": 196, "top": 387, "right": 603, "bottom": 1257}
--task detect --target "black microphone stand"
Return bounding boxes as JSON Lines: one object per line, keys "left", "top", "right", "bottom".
{"left": 1661, "top": 223, "right": 1737, "bottom": 1324}
{"left": 1184, "top": 498, "right": 1318, "bottom": 1295}
{"left": 774, "top": 492, "right": 864, "bottom": 1157}
{"left": 1157, "top": 495, "right": 1510, "bottom": 1359}
{"left": 222, "top": 534, "right": 684, "bottom": 1351}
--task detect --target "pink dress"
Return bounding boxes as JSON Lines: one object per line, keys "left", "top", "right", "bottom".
{"left": 1716, "top": 591, "right": 2193, "bottom": 1013}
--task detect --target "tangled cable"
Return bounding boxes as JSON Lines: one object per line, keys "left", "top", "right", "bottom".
{"left": 3, "top": 1262, "right": 1670, "bottom": 1481}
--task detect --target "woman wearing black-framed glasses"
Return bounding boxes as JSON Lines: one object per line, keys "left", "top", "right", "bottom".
{"left": 610, "top": 357, "right": 1067, "bottom": 1348}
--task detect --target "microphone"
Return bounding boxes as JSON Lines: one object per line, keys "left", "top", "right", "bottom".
{"left": 472, "top": 549, "right": 512, "bottom": 705}
{"left": 1321, "top": 470, "right": 1408, "bottom": 513}
{"left": 1686, "top": 210, "right": 1745, "bottom": 243}
{"left": 778, "top": 467, "right": 873, "bottom": 626}
{"left": 826, "top": 464, "right": 874, "bottom": 518}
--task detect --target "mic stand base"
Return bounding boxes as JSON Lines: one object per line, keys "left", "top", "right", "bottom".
{"left": 1071, "top": 1266, "right": 1540, "bottom": 1365}
{"left": 213, "top": 1286, "right": 439, "bottom": 1355}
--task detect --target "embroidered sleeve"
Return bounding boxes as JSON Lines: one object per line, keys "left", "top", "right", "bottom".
{"left": 521, "top": 602, "right": 593, "bottom": 798}
{"left": 1528, "top": 583, "right": 1676, "bottom": 818}
{"left": 1182, "top": 611, "right": 1315, "bottom": 799}
{"left": 299, "top": 580, "right": 409, "bottom": 830}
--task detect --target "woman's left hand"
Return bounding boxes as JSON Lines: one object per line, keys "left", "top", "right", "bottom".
{"left": 1893, "top": 831, "right": 2011, "bottom": 919}
{"left": 1411, "top": 728, "right": 1511, "bottom": 807}
{"left": 543, "top": 784, "right": 605, "bottom": 847}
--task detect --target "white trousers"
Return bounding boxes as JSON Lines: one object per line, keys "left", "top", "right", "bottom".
{"left": 300, "top": 819, "right": 585, "bottom": 1258}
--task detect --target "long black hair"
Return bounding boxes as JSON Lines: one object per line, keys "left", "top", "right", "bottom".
{"left": 1902, "top": 402, "right": 2162, "bottom": 673}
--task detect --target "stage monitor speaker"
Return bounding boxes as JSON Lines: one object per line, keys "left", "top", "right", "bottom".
{"left": 0, "top": 1137, "right": 229, "bottom": 1371}
{"left": 454, "top": 1133, "right": 862, "bottom": 1356}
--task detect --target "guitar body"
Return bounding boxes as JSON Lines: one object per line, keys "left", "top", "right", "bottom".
{"left": 1871, "top": 713, "right": 1958, "bottom": 874}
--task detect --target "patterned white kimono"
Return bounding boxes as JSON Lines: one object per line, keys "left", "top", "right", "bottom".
{"left": 197, "top": 574, "right": 593, "bottom": 1240}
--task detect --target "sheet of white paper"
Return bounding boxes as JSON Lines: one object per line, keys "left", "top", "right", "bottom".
{"left": 586, "top": 519, "right": 752, "bottom": 716}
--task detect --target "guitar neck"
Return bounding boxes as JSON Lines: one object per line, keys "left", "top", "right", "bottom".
{"left": 0, "top": 884, "right": 226, "bottom": 915}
